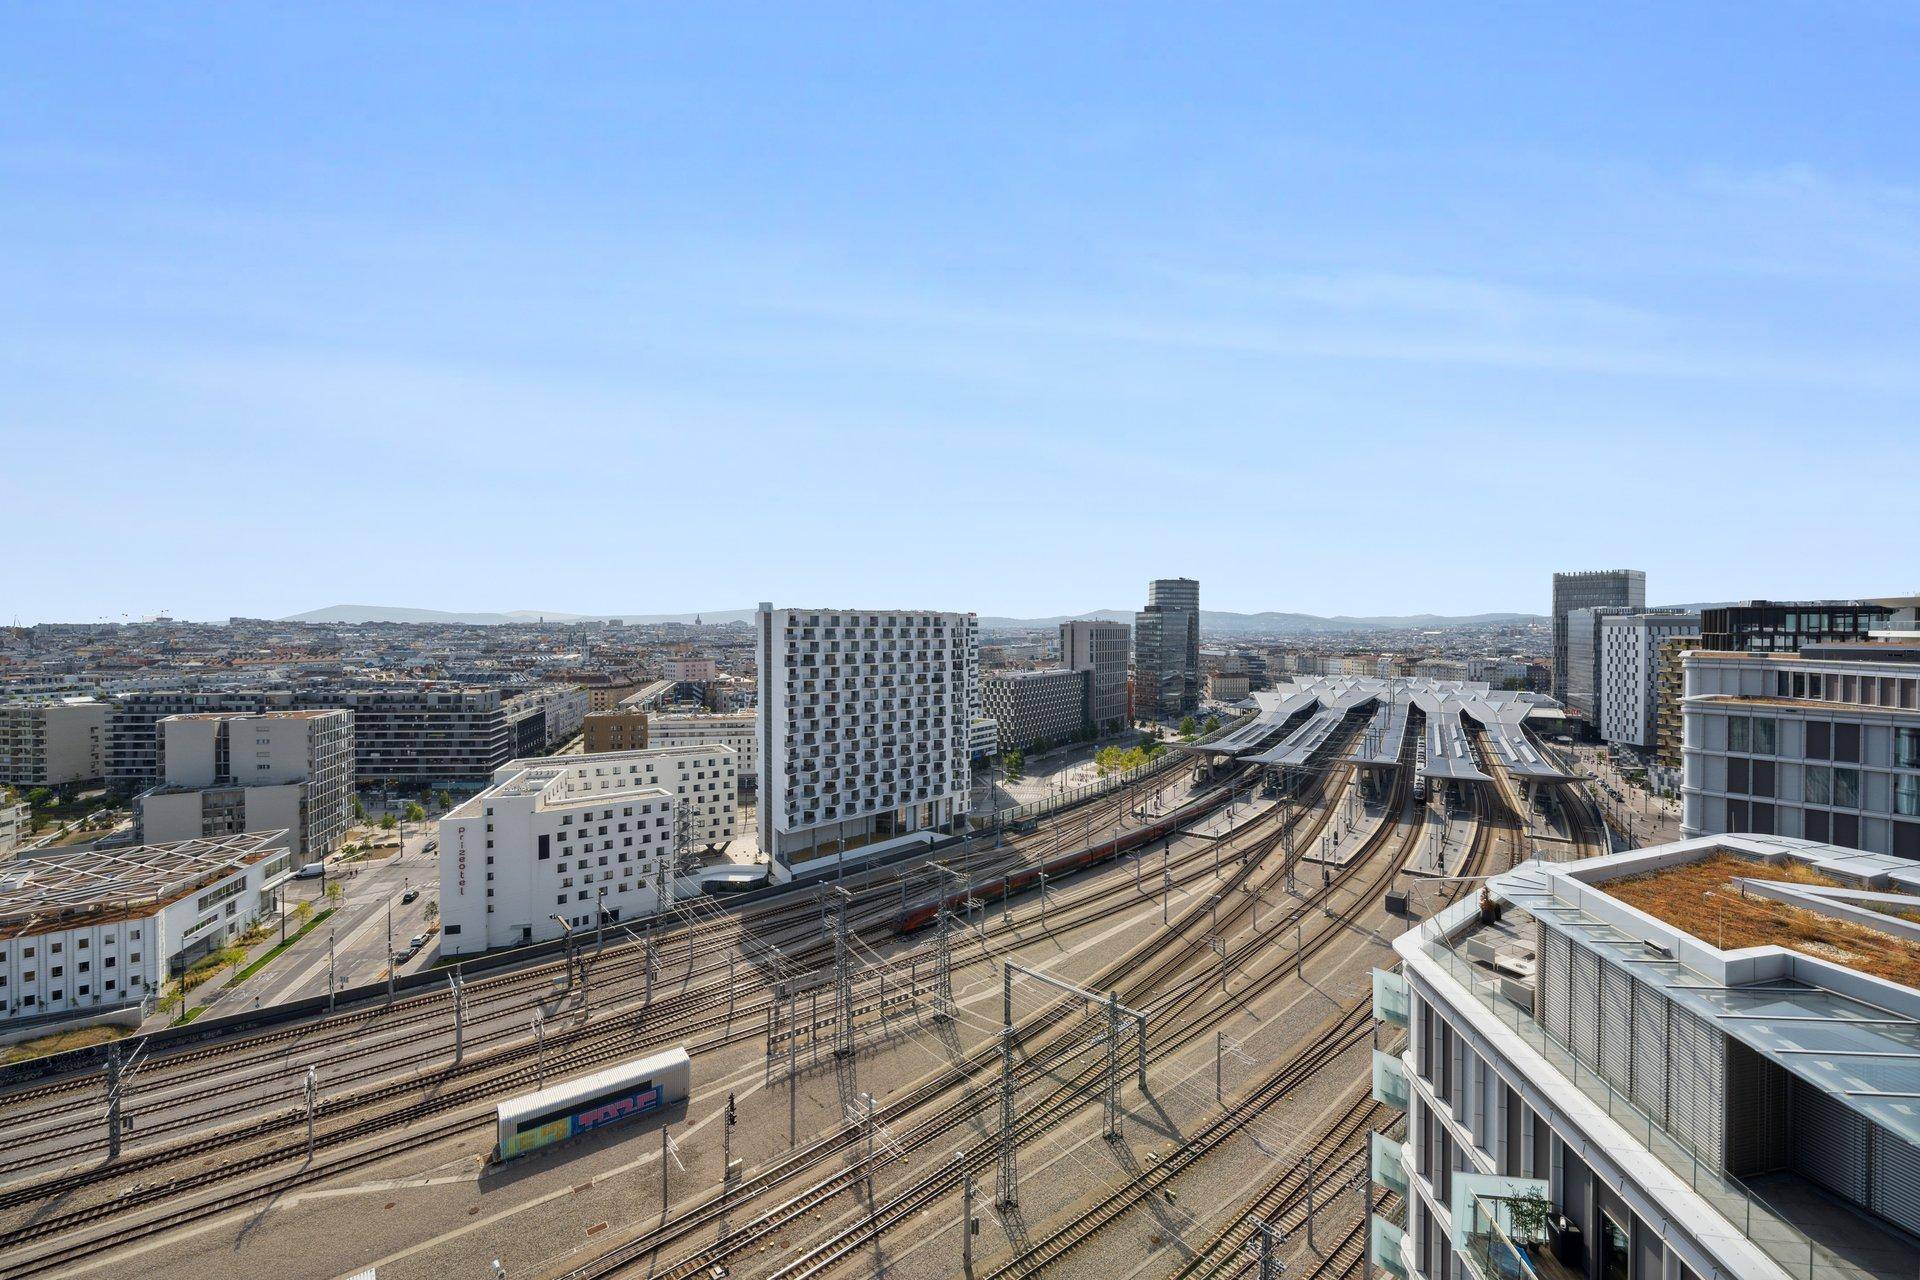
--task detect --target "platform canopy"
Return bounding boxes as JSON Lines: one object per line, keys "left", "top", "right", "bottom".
{"left": 1188, "top": 676, "right": 1571, "bottom": 783}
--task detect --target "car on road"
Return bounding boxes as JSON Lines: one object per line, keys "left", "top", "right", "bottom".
{"left": 401, "top": 888, "right": 419, "bottom": 903}
{"left": 409, "top": 934, "right": 428, "bottom": 951}
{"left": 423, "top": 840, "right": 437, "bottom": 853}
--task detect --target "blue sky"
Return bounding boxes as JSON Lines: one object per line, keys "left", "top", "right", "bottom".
{"left": 5, "top": 5, "right": 1918, "bottom": 624}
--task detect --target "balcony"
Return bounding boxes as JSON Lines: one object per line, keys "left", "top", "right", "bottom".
{"left": 1371, "top": 1048, "right": 1409, "bottom": 1110}
{"left": 1460, "top": 1186, "right": 1582, "bottom": 1280}
{"left": 1421, "top": 911, "right": 1920, "bottom": 1280}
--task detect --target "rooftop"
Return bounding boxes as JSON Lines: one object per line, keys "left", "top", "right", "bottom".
{"left": 0, "top": 832, "right": 287, "bottom": 938}
{"left": 1485, "top": 835, "right": 1920, "bottom": 1145}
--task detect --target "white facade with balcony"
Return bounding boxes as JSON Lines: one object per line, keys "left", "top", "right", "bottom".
{"left": 756, "top": 604, "right": 977, "bottom": 882}
{"left": 437, "top": 745, "right": 738, "bottom": 957}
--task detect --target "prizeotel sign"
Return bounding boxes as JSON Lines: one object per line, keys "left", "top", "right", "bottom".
{"left": 456, "top": 827, "right": 467, "bottom": 895}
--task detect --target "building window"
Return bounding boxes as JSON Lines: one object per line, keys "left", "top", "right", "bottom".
{"left": 1806, "top": 765, "right": 1831, "bottom": 805}
{"left": 1835, "top": 768, "right": 1861, "bottom": 808}
{"left": 1728, "top": 716, "right": 1749, "bottom": 752}
{"left": 1898, "top": 775, "right": 1920, "bottom": 818}
{"left": 1897, "top": 728, "right": 1920, "bottom": 770}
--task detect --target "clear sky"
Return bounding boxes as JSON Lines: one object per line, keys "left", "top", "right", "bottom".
{"left": 5, "top": 5, "right": 1917, "bottom": 625}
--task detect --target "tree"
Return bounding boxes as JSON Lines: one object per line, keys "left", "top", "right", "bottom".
{"left": 324, "top": 880, "right": 344, "bottom": 908}
{"left": 24, "top": 787, "right": 53, "bottom": 810}
{"left": 403, "top": 802, "right": 427, "bottom": 824}
{"left": 1031, "top": 738, "right": 1053, "bottom": 756}
{"left": 423, "top": 899, "right": 439, "bottom": 928}
{"left": 294, "top": 899, "right": 314, "bottom": 924}
{"left": 379, "top": 813, "right": 398, "bottom": 831}
{"left": 1204, "top": 715, "right": 1220, "bottom": 734}
{"left": 1002, "top": 749, "right": 1025, "bottom": 782}
{"left": 352, "top": 795, "right": 367, "bottom": 822}
{"left": 1178, "top": 715, "right": 1198, "bottom": 739}
{"left": 433, "top": 790, "right": 452, "bottom": 812}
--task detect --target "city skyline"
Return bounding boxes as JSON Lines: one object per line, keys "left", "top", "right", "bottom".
{"left": 6, "top": 7, "right": 1919, "bottom": 623}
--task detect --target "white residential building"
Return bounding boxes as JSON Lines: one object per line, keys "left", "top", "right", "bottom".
{"left": 0, "top": 832, "right": 291, "bottom": 1026}
{"left": 755, "top": 604, "right": 978, "bottom": 881}
{"left": 645, "top": 711, "right": 757, "bottom": 785}
{"left": 135, "top": 709, "right": 354, "bottom": 865}
{"left": 0, "top": 697, "right": 108, "bottom": 787}
{"left": 1597, "top": 611, "right": 1700, "bottom": 749}
{"left": 437, "top": 746, "right": 739, "bottom": 956}
{"left": 1378, "top": 834, "right": 1920, "bottom": 1280}
{"left": 0, "top": 798, "right": 28, "bottom": 860}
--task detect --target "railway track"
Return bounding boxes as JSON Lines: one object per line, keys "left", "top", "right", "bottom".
{"left": 545, "top": 752, "right": 1371, "bottom": 1280}
{"left": 1169, "top": 758, "right": 1519, "bottom": 1280}
{"left": 0, "top": 773, "right": 1175, "bottom": 1118}
{"left": 0, "top": 766, "right": 1270, "bottom": 1272}
{"left": 0, "top": 773, "right": 1256, "bottom": 1194}
{"left": 635, "top": 735, "right": 1415, "bottom": 1280}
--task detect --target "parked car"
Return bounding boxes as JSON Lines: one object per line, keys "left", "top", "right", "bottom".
{"left": 409, "top": 934, "right": 428, "bottom": 951}
{"left": 295, "top": 863, "right": 326, "bottom": 880}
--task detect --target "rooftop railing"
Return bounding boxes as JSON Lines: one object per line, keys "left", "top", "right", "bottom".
{"left": 1419, "top": 912, "right": 1886, "bottom": 1280}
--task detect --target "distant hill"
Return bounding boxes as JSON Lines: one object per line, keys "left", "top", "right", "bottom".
{"left": 285, "top": 604, "right": 1544, "bottom": 634}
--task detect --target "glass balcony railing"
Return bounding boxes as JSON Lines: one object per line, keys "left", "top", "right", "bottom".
{"left": 1373, "top": 966, "right": 1411, "bottom": 1028}
{"left": 1419, "top": 911, "right": 1879, "bottom": 1280}
{"left": 1372, "top": 1048, "right": 1410, "bottom": 1110}
{"left": 1371, "top": 1210, "right": 1410, "bottom": 1279}
{"left": 1371, "top": 1128, "right": 1409, "bottom": 1198}
{"left": 1462, "top": 1192, "right": 1582, "bottom": 1280}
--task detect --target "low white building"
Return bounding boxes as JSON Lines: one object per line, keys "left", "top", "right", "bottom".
{"left": 437, "top": 746, "right": 739, "bottom": 956}
{"left": 645, "top": 711, "right": 757, "bottom": 785}
{"left": 0, "top": 832, "right": 290, "bottom": 1027}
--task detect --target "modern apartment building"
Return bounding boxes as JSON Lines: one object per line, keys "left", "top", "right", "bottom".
{"left": 1681, "top": 644, "right": 1920, "bottom": 856}
{"left": 133, "top": 709, "right": 353, "bottom": 864}
{"left": 1700, "top": 600, "right": 1894, "bottom": 654}
{"left": 755, "top": 604, "right": 977, "bottom": 881}
{"left": 105, "top": 689, "right": 288, "bottom": 788}
{"left": 437, "top": 745, "right": 738, "bottom": 956}
{"left": 1652, "top": 634, "right": 1699, "bottom": 786}
{"left": 0, "top": 698, "right": 108, "bottom": 787}
{"left": 1135, "top": 577, "right": 1200, "bottom": 719}
{"left": 1378, "top": 835, "right": 1920, "bottom": 1280}
{"left": 980, "top": 668, "right": 1086, "bottom": 752}
{"left": 1597, "top": 612, "right": 1700, "bottom": 750}
{"left": 645, "top": 711, "right": 757, "bottom": 786}
{"left": 1551, "top": 570, "right": 1646, "bottom": 704}
{"left": 106, "top": 683, "right": 586, "bottom": 789}
{"left": 0, "top": 832, "right": 290, "bottom": 1026}
{"left": 1059, "top": 619, "right": 1131, "bottom": 733}
{"left": 583, "top": 710, "right": 650, "bottom": 755}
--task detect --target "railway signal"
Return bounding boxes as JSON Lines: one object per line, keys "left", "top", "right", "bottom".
{"left": 532, "top": 1013, "right": 545, "bottom": 1085}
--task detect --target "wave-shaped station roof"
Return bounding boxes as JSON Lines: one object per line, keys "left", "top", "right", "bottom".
{"left": 1184, "top": 676, "right": 1571, "bottom": 782}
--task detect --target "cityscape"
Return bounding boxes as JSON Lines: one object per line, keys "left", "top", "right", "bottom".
{"left": 5, "top": 9, "right": 1919, "bottom": 1280}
